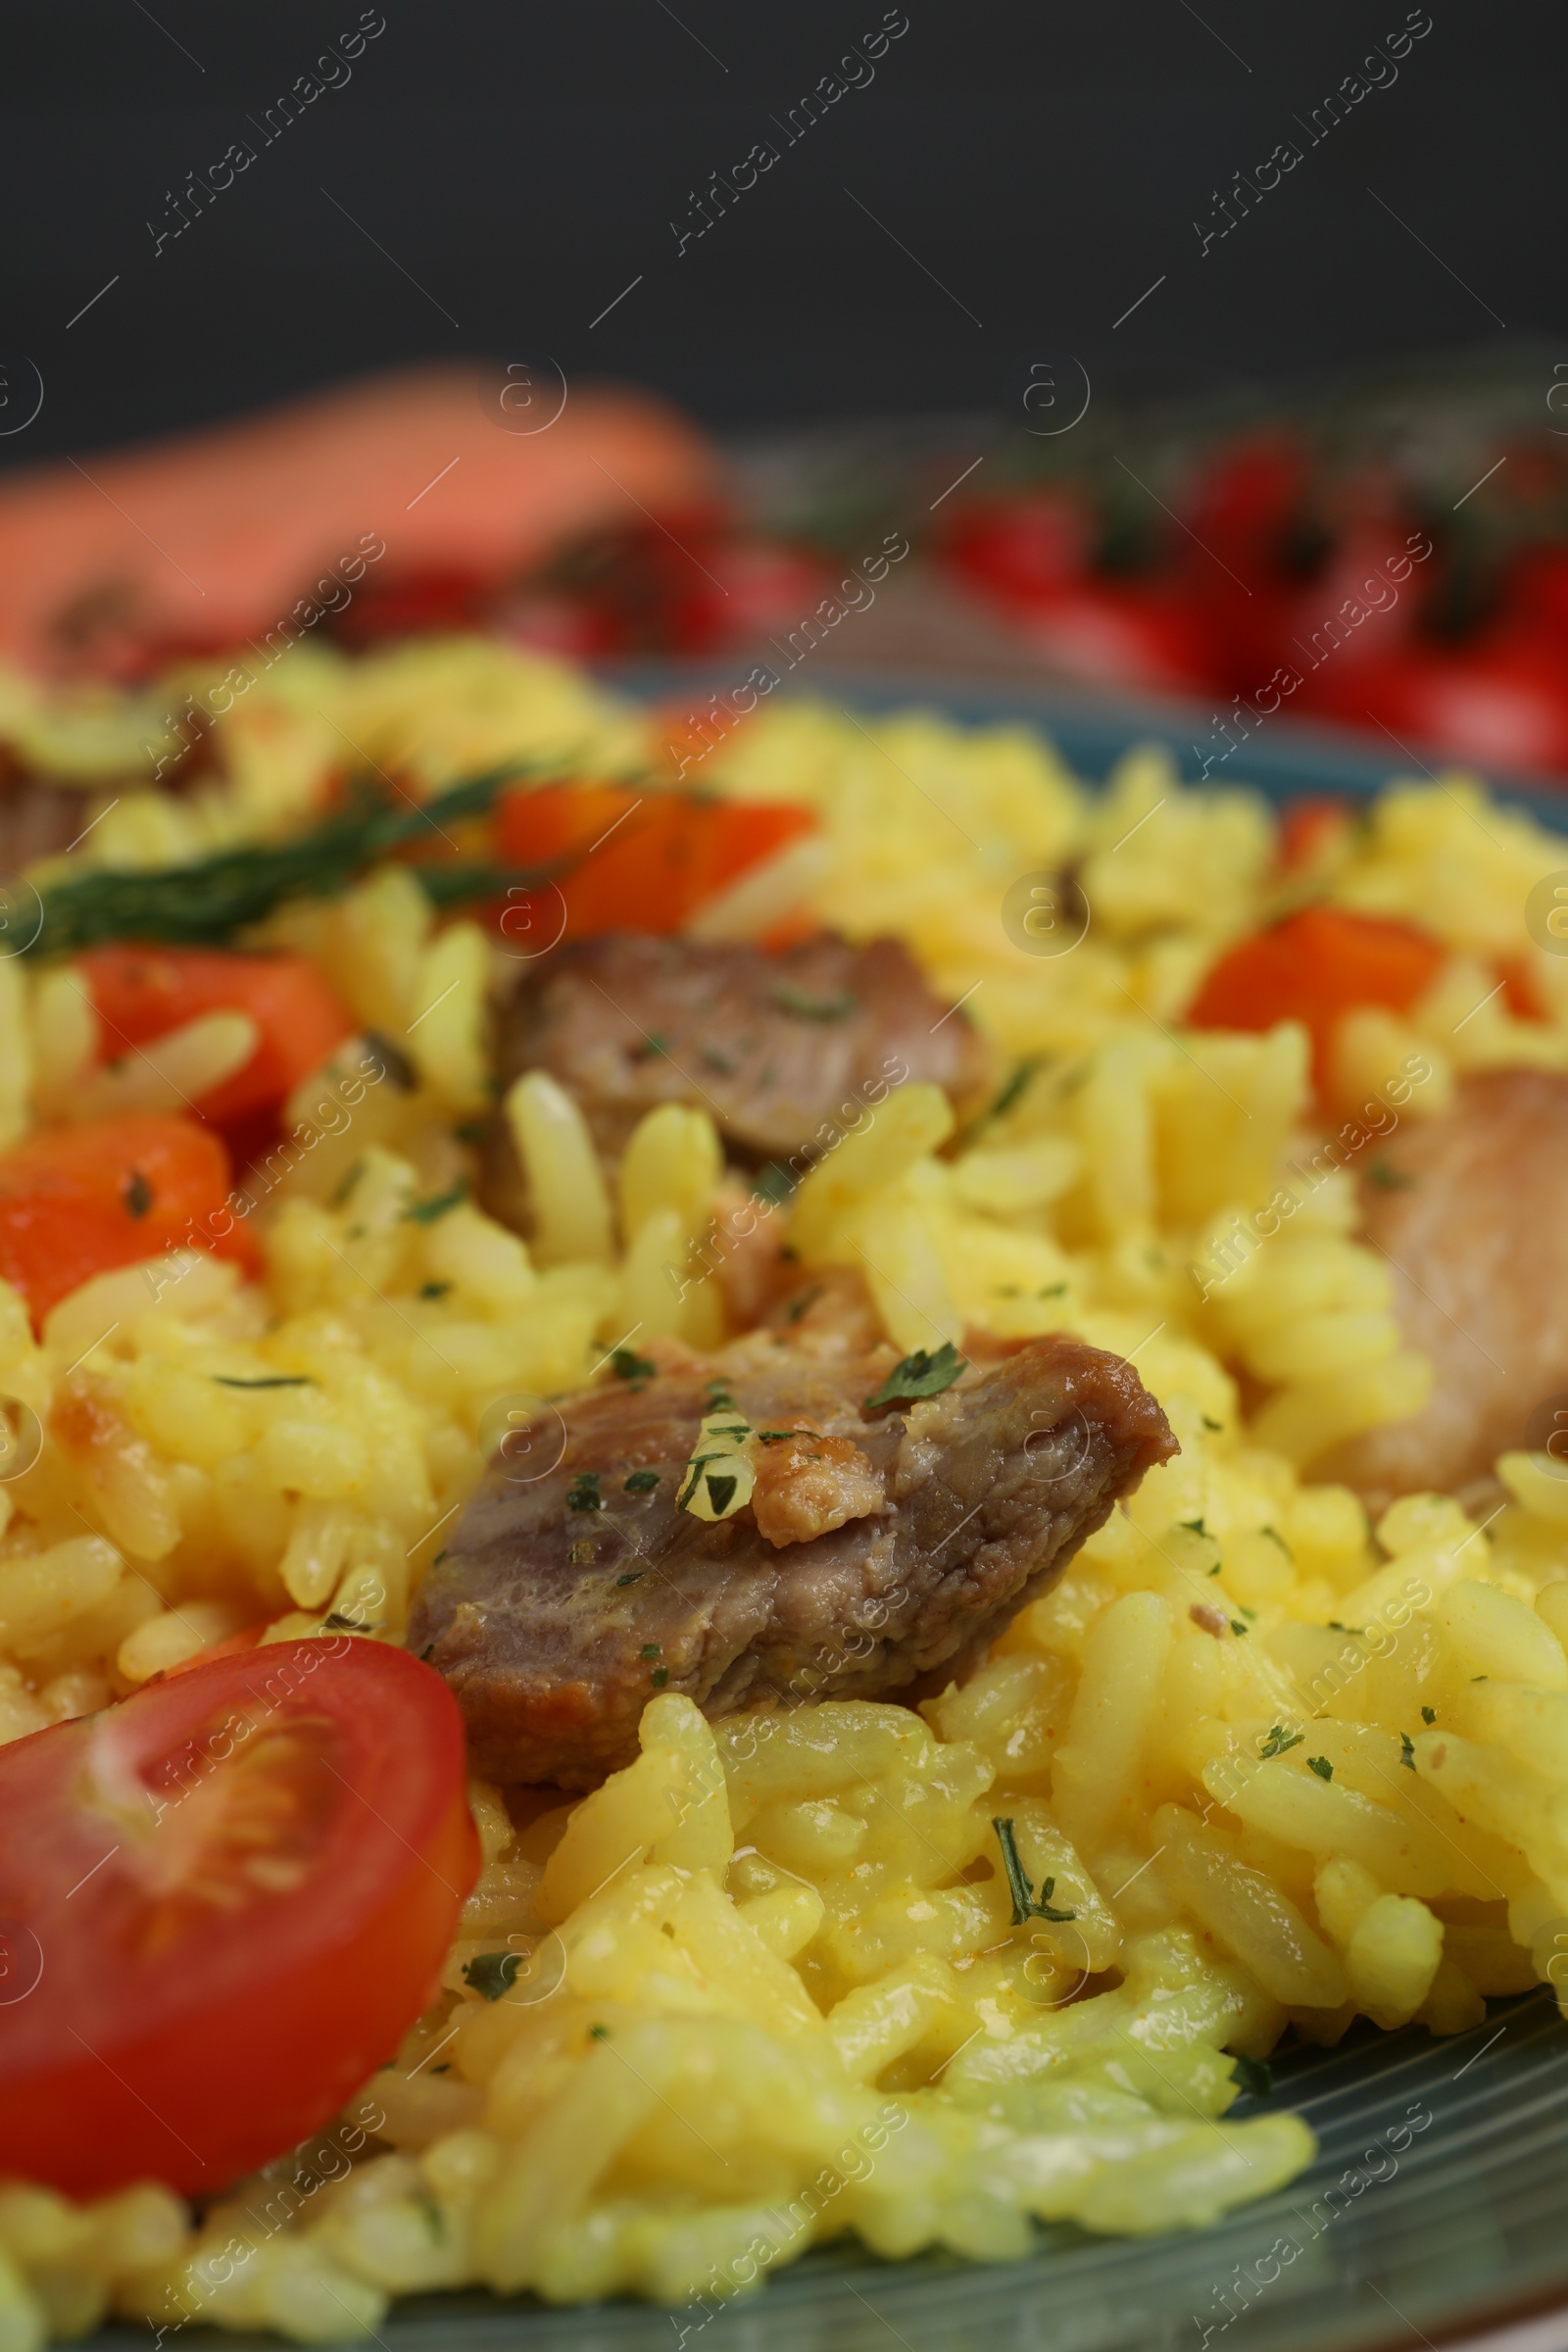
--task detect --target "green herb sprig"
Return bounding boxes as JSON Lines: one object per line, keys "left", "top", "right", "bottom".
{"left": 992, "top": 1817, "right": 1077, "bottom": 1927}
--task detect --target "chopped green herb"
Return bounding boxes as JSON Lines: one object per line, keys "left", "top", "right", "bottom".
{"left": 636, "top": 1032, "right": 671, "bottom": 1060}
{"left": 566, "top": 1472, "right": 603, "bottom": 1513}
{"left": 757, "top": 1429, "right": 802, "bottom": 1444}
{"left": 1261, "top": 1526, "right": 1294, "bottom": 1559}
{"left": 419, "top": 1642, "right": 436, "bottom": 1661}
{"left": 418, "top": 1280, "right": 453, "bottom": 1300}
{"left": 784, "top": 1285, "right": 822, "bottom": 1325}
{"left": 1400, "top": 1733, "right": 1416, "bottom": 1768}
{"left": 992, "top": 1818, "right": 1077, "bottom": 1925}
{"left": 1327, "top": 1622, "right": 1365, "bottom": 1637}
{"left": 699, "top": 1046, "right": 736, "bottom": 1074}
{"left": 122, "top": 1169, "right": 153, "bottom": 1219}
{"left": 863, "top": 1342, "right": 966, "bottom": 1413}
{"left": 1307, "top": 1755, "right": 1334, "bottom": 1781}
{"left": 651, "top": 1667, "right": 669, "bottom": 1687}
{"left": 771, "top": 984, "right": 858, "bottom": 1021}
{"left": 431, "top": 1549, "right": 448, "bottom": 1566}
{"left": 1038, "top": 1281, "right": 1068, "bottom": 1298}
{"left": 616, "top": 1572, "right": 643, "bottom": 1586}
{"left": 1472, "top": 1673, "right": 1489, "bottom": 1683}
{"left": 405, "top": 1183, "right": 466, "bottom": 1225}
{"left": 753, "top": 1161, "right": 797, "bottom": 1206}
{"left": 329, "top": 1158, "right": 365, "bottom": 1208}
{"left": 1178, "top": 1517, "right": 1208, "bottom": 1537}
{"left": 1368, "top": 1158, "right": 1415, "bottom": 1191}
{"left": 676, "top": 1451, "right": 722, "bottom": 1508}
{"left": 704, "top": 1386, "right": 736, "bottom": 1410}
{"left": 25, "top": 761, "right": 559, "bottom": 956}
{"left": 611, "top": 1347, "right": 658, "bottom": 1388}
{"left": 1229, "top": 1620, "right": 1249, "bottom": 1638}
{"left": 1201, "top": 1414, "right": 1223, "bottom": 1432}
{"left": 463, "top": 1951, "right": 522, "bottom": 2001}
{"left": 640, "top": 1643, "right": 662, "bottom": 1659}
{"left": 705, "top": 1472, "right": 738, "bottom": 1515}
{"left": 588, "top": 2023, "right": 611, "bottom": 2041}
{"left": 985, "top": 1057, "right": 1041, "bottom": 1125}
{"left": 1258, "top": 1724, "right": 1302, "bottom": 1760}
{"left": 623, "top": 1470, "right": 661, "bottom": 1494}
{"left": 322, "top": 1609, "right": 379, "bottom": 1633}
{"left": 413, "top": 2191, "right": 446, "bottom": 2241}
{"left": 212, "top": 1374, "right": 315, "bottom": 1389}
{"left": 1238, "top": 1604, "right": 1257, "bottom": 1620}
{"left": 452, "top": 1116, "right": 488, "bottom": 1146}
{"left": 1421, "top": 1705, "right": 1437, "bottom": 1724}
{"left": 1232, "top": 2055, "right": 1273, "bottom": 2099}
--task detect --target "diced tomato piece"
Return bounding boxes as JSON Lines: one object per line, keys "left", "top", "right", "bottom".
{"left": 0, "top": 1113, "right": 258, "bottom": 1324}
{"left": 1188, "top": 905, "right": 1446, "bottom": 1088}
{"left": 77, "top": 948, "right": 355, "bottom": 1127}
{"left": 496, "top": 783, "right": 817, "bottom": 937}
{"left": 0, "top": 1638, "right": 476, "bottom": 2196}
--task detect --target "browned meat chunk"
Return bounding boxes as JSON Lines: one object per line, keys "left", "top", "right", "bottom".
{"left": 491, "top": 930, "right": 995, "bottom": 1167}
{"left": 1327, "top": 1069, "right": 1568, "bottom": 1501}
{"left": 408, "top": 1334, "right": 1176, "bottom": 1786}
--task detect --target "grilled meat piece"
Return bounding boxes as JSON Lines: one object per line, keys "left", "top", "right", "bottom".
{"left": 409, "top": 1333, "right": 1176, "bottom": 1786}
{"left": 1326, "top": 1069, "right": 1568, "bottom": 1503}
{"left": 490, "top": 930, "right": 995, "bottom": 1170}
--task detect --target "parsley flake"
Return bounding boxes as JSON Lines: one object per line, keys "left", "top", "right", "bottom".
{"left": 863, "top": 1342, "right": 966, "bottom": 1413}
{"left": 784, "top": 1285, "right": 822, "bottom": 1324}
{"left": 1421, "top": 1705, "right": 1437, "bottom": 1725}
{"left": 623, "top": 1470, "right": 661, "bottom": 1494}
{"left": 1258, "top": 1724, "right": 1302, "bottom": 1760}
{"left": 566, "top": 1472, "right": 603, "bottom": 1513}
{"left": 213, "top": 1374, "right": 314, "bottom": 1389}
{"left": 418, "top": 1280, "right": 453, "bottom": 1300}
{"left": 985, "top": 1057, "right": 1041, "bottom": 1124}
{"left": 636, "top": 1032, "right": 671, "bottom": 1059}
{"left": 588, "top": 2023, "right": 611, "bottom": 2040}
{"left": 1229, "top": 1620, "right": 1249, "bottom": 1638}
{"left": 1368, "top": 1158, "right": 1415, "bottom": 1191}
{"left": 754, "top": 1161, "right": 797, "bottom": 1206}
{"left": 772, "top": 984, "right": 858, "bottom": 1021}
{"left": 611, "top": 1347, "right": 657, "bottom": 1388}
{"left": 640, "top": 1642, "right": 662, "bottom": 1659}
{"left": 705, "top": 1471, "right": 738, "bottom": 1514}
{"left": 1306, "top": 1755, "right": 1334, "bottom": 1781}
{"left": 463, "top": 1951, "right": 521, "bottom": 2000}
{"left": 651, "top": 1666, "right": 669, "bottom": 1687}
{"left": 122, "top": 1168, "right": 153, "bottom": 1219}
{"left": 405, "top": 1183, "right": 466, "bottom": 1224}
{"left": 616, "top": 1572, "right": 643, "bottom": 1587}
{"left": 1399, "top": 1733, "right": 1416, "bottom": 1769}
{"left": 1201, "top": 1414, "right": 1223, "bottom": 1432}
{"left": 1232, "top": 2055, "right": 1273, "bottom": 2099}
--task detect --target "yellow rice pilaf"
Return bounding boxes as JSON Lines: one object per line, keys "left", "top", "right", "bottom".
{"left": 3, "top": 637, "right": 1568, "bottom": 2340}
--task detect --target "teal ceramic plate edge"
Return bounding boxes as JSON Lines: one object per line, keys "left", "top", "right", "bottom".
{"left": 80, "top": 673, "right": 1568, "bottom": 2352}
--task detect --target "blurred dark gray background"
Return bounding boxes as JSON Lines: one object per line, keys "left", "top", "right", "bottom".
{"left": 0, "top": 0, "right": 1556, "bottom": 464}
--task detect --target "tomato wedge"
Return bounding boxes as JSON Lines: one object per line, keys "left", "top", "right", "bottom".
{"left": 0, "top": 1113, "right": 260, "bottom": 1325}
{"left": 77, "top": 947, "right": 355, "bottom": 1128}
{"left": 495, "top": 782, "right": 816, "bottom": 937}
{"left": 1187, "top": 905, "right": 1446, "bottom": 1088}
{"left": 0, "top": 1638, "right": 476, "bottom": 2198}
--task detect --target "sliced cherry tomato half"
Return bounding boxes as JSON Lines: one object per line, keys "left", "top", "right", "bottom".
{"left": 0, "top": 1112, "right": 260, "bottom": 1325}
{"left": 77, "top": 947, "right": 355, "bottom": 1128}
{"left": 0, "top": 1637, "right": 477, "bottom": 2198}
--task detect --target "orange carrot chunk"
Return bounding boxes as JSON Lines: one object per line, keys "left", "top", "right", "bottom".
{"left": 495, "top": 784, "right": 816, "bottom": 938}
{"left": 0, "top": 1113, "right": 257, "bottom": 1324}
{"left": 78, "top": 948, "right": 355, "bottom": 1128}
{"left": 1188, "top": 905, "right": 1446, "bottom": 1088}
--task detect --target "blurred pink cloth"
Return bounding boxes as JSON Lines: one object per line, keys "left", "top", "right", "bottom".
{"left": 0, "top": 364, "right": 715, "bottom": 674}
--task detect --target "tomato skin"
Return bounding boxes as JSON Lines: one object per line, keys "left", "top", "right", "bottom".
{"left": 78, "top": 948, "right": 355, "bottom": 1128}
{"left": 0, "top": 1114, "right": 259, "bottom": 1324}
{"left": 1188, "top": 906, "right": 1446, "bottom": 1089}
{"left": 0, "top": 1639, "right": 477, "bottom": 2199}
